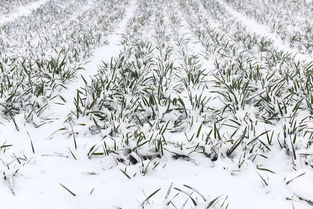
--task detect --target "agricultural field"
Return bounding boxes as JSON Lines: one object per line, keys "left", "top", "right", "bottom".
{"left": 0, "top": 0, "right": 313, "bottom": 208}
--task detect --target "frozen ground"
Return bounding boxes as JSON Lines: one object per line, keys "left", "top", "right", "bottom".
{"left": 0, "top": 0, "right": 313, "bottom": 208}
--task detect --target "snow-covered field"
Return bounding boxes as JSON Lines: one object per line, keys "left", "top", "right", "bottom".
{"left": 0, "top": 0, "right": 313, "bottom": 208}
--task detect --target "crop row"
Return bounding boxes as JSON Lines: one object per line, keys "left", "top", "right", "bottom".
{"left": 0, "top": 0, "right": 37, "bottom": 15}
{"left": 225, "top": 0, "right": 313, "bottom": 54}
{"left": 0, "top": 0, "right": 128, "bottom": 126}
{"left": 180, "top": 0, "right": 313, "bottom": 169}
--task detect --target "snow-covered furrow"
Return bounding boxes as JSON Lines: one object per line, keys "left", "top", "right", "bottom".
{"left": 0, "top": 0, "right": 130, "bottom": 128}
{"left": 223, "top": 0, "right": 313, "bottom": 54}
{"left": 0, "top": 0, "right": 136, "bottom": 204}
{"left": 0, "top": 0, "right": 48, "bottom": 25}
{"left": 219, "top": 0, "right": 313, "bottom": 62}
{"left": 48, "top": 0, "right": 138, "bottom": 121}
{"left": 1, "top": 0, "right": 107, "bottom": 57}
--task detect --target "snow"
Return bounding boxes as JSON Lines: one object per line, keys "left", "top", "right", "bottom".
{"left": 46, "top": 0, "right": 137, "bottom": 120}
{"left": 220, "top": 0, "right": 312, "bottom": 62}
{"left": 0, "top": 0, "right": 313, "bottom": 208}
{"left": 0, "top": 0, "right": 48, "bottom": 25}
